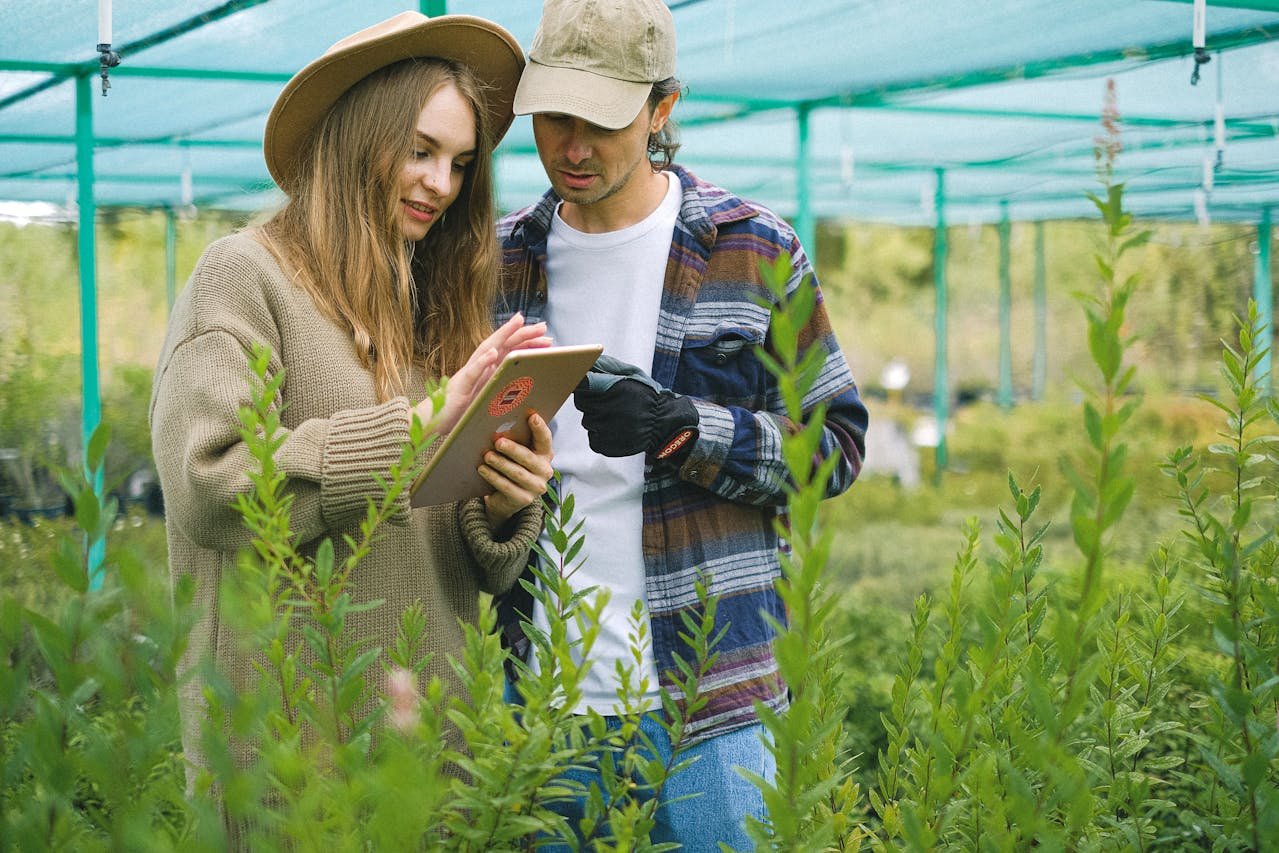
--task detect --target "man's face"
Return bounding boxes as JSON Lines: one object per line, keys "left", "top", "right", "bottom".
{"left": 531, "top": 103, "right": 655, "bottom": 210}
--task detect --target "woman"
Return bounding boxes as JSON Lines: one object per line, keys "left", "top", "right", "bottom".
{"left": 149, "top": 12, "right": 550, "bottom": 781}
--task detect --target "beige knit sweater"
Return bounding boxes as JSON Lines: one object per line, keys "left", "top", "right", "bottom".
{"left": 149, "top": 230, "right": 541, "bottom": 777}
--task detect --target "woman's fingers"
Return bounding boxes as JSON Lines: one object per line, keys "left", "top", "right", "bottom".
{"left": 478, "top": 413, "right": 554, "bottom": 527}
{"left": 476, "top": 312, "right": 524, "bottom": 352}
{"left": 528, "top": 411, "right": 553, "bottom": 456}
{"left": 436, "top": 347, "right": 497, "bottom": 434}
{"left": 483, "top": 418, "right": 553, "bottom": 490}
{"left": 437, "top": 317, "right": 552, "bottom": 438}
{"left": 498, "top": 328, "right": 552, "bottom": 356}
{"left": 481, "top": 313, "right": 545, "bottom": 356}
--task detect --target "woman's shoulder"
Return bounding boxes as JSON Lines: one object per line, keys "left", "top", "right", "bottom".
{"left": 184, "top": 230, "right": 296, "bottom": 309}
{"left": 163, "top": 228, "right": 293, "bottom": 344}
{"left": 193, "top": 229, "right": 284, "bottom": 284}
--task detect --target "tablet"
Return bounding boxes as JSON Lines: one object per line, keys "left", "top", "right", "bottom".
{"left": 410, "top": 343, "right": 603, "bottom": 507}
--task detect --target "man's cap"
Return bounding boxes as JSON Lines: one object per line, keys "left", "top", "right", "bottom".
{"left": 513, "top": 0, "right": 676, "bottom": 130}
{"left": 264, "top": 12, "right": 524, "bottom": 194}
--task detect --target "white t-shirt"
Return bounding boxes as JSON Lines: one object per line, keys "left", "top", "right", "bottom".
{"left": 530, "top": 171, "right": 681, "bottom": 713}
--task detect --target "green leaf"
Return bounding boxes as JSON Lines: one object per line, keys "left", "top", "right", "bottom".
{"left": 1083, "top": 403, "right": 1102, "bottom": 448}
{"left": 86, "top": 421, "right": 111, "bottom": 473}
{"left": 1230, "top": 501, "right": 1252, "bottom": 531}
{"left": 52, "top": 538, "right": 88, "bottom": 594}
{"left": 1118, "top": 229, "right": 1153, "bottom": 256}
{"left": 1072, "top": 513, "right": 1100, "bottom": 555}
{"left": 1242, "top": 751, "right": 1270, "bottom": 791}
{"left": 1101, "top": 479, "right": 1135, "bottom": 528}
{"left": 315, "top": 538, "right": 335, "bottom": 586}
{"left": 74, "top": 488, "right": 101, "bottom": 539}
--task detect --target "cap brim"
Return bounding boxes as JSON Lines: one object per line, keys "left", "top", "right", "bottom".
{"left": 266, "top": 15, "right": 523, "bottom": 193}
{"left": 513, "top": 61, "right": 651, "bottom": 131}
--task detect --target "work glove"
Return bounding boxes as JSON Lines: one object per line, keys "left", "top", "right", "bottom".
{"left": 573, "top": 355, "right": 699, "bottom": 463}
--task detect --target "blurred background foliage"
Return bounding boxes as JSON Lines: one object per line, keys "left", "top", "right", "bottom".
{"left": 0, "top": 205, "right": 1263, "bottom": 589}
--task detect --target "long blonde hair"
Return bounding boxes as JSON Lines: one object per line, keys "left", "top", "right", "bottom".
{"left": 260, "top": 58, "right": 499, "bottom": 401}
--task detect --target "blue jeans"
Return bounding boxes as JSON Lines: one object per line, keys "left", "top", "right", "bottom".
{"left": 540, "top": 711, "right": 774, "bottom": 852}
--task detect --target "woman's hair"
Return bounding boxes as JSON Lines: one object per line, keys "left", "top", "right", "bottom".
{"left": 259, "top": 58, "right": 498, "bottom": 402}
{"left": 647, "top": 77, "right": 683, "bottom": 169}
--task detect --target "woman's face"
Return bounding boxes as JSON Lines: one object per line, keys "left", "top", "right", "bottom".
{"left": 397, "top": 82, "right": 477, "bottom": 242}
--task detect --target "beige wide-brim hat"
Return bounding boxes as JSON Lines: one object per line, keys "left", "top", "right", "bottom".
{"left": 264, "top": 11, "right": 524, "bottom": 194}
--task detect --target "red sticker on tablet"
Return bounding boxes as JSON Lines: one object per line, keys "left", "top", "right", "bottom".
{"left": 488, "top": 377, "right": 533, "bottom": 416}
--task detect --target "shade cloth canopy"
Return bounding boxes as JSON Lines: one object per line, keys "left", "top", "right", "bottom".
{"left": 1, "top": 0, "right": 1276, "bottom": 226}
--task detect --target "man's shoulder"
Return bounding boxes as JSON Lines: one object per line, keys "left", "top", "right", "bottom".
{"left": 496, "top": 203, "right": 535, "bottom": 242}
{"left": 497, "top": 189, "right": 559, "bottom": 247}
{"left": 675, "top": 166, "right": 795, "bottom": 244}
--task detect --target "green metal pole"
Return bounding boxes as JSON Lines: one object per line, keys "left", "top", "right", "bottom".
{"left": 795, "top": 102, "right": 814, "bottom": 255}
{"left": 421, "top": 0, "right": 447, "bottom": 15}
{"left": 933, "top": 168, "right": 949, "bottom": 478}
{"left": 165, "top": 207, "right": 177, "bottom": 314}
{"left": 997, "top": 201, "right": 1013, "bottom": 409}
{"left": 1032, "top": 221, "right": 1047, "bottom": 401}
{"left": 1257, "top": 208, "right": 1273, "bottom": 395}
{"left": 75, "top": 73, "right": 104, "bottom": 588}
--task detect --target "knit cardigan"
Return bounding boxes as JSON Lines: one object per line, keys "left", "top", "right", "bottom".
{"left": 149, "top": 230, "right": 542, "bottom": 777}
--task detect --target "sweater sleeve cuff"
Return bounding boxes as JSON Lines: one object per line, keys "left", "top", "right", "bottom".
{"left": 459, "top": 498, "right": 544, "bottom": 589}
{"left": 321, "top": 397, "right": 413, "bottom": 528}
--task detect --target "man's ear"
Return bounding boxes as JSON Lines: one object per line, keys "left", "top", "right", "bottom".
{"left": 649, "top": 91, "right": 679, "bottom": 134}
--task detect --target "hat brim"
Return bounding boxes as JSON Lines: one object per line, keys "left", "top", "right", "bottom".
{"left": 513, "top": 61, "right": 652, "bottom": 131}
{"left": 265, "top": 14, "right": 524, "bottom": 193}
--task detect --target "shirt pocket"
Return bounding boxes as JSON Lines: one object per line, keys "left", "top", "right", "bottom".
{"left": 675, "top": 322, "right": 769, "bottom": 403}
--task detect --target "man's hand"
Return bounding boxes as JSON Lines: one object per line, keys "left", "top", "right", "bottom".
{"left": 572, "top": 356, "right": 698, "bottom": 462}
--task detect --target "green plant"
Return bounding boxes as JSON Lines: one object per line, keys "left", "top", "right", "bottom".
{"left": 184, "top": 344, "right": 723, "bottom": 850}
{"left": 0, "top": 424, "right": 192, "bottom": 849}
{"left": 9, "top": 141, "right": 1277, "bottom": 848}
{"left": 186, "top": 342, "right": 442, "bottom": 846}
{"left": 1162, "top": 302, "right": 1279, "bottom": 849}
{"left": 864, "top": 81, "right": 1194, "bottom": 850}
{"left": 746, "top": 253, "right": 867, "bottom": 851}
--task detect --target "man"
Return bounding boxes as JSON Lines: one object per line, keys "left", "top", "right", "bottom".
{"left": 495, "top": 0, "right": 868, "bottom": 846}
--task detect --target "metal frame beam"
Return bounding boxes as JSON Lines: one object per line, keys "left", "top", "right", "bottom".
{"left": 998, "top": 201, "right": 1014, "bottom": 409}
{"left": 74, "top": 73, "right": 104, "bottom": 587}
{"left": 1032, "top": 221, "right": 1047, "bottom": 401}
{"left": 1257, "top": 208, "right": 1273, "bottom": 394}
{"left": 933, "top": 168, "right": 949, "bottom": 478}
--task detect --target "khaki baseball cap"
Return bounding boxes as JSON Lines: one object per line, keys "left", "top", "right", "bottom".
{"left": 513, "top": 0, "right": 676, "bottom": 130}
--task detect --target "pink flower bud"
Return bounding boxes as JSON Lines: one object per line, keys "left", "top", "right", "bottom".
{"left": 388, "top": 666, "right": 419, "bottom": 733}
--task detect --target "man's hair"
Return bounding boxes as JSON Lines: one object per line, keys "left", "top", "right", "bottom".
{"left": 647, "top": 77, "right": 683, "bottom": 169}
{"left": 260, "top": 58, "right": 499, "bottom": 401}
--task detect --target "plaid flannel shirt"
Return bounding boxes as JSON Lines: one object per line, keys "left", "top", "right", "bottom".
{"left": 495, "top": 165, "right": 868, "bottom": 742}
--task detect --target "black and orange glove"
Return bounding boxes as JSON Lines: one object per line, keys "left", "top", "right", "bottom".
{"left": 573, "top": 355, "right": 699, "bottom": 464}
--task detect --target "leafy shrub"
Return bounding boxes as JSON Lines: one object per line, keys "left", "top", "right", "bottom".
{"left": 0, "top": 425, "right": 192, "bottom": 850}
{"left": 2, "top": 114, "right": 1276, "bottom": 847}
{"left": 856, "top": 103, "right": 1279, "bottom": 849}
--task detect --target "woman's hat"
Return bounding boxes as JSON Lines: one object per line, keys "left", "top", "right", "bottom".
{"left": 265, "top": 12, "right": 524, "bottom": 193}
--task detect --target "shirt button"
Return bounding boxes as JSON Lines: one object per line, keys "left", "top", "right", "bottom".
{"left": 687, "top": 469, "right": 700, "bottom": 479}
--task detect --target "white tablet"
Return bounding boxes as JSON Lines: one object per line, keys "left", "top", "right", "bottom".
{"left": 409, "top": 343, "right": 603, "bottom": 507}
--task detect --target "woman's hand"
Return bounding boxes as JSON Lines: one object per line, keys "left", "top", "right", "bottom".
{"left": 480, "top": 412, "right": 554, "bottom": 530}
{"left": 413, "top": 313, "right": 551, "bottom": 434}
